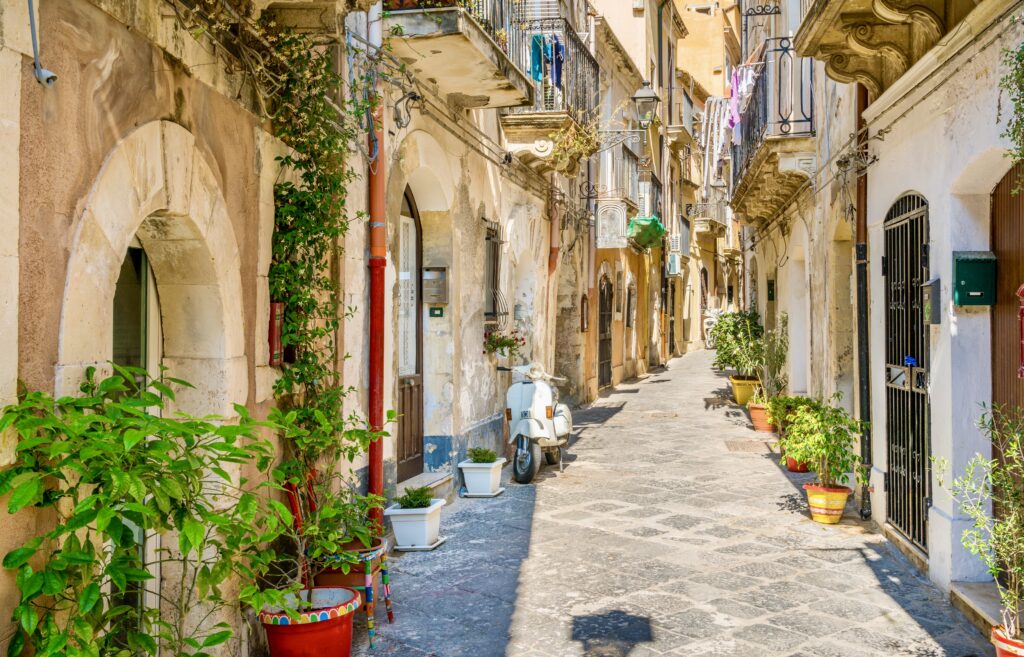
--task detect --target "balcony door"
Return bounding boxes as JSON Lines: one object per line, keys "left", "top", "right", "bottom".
{"left": 397, "top": 190, "right": 424, "bottom": 482}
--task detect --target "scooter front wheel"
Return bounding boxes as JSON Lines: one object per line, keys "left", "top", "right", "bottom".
{"left": 513, "top": 439, "right": 542, "bottom": 484}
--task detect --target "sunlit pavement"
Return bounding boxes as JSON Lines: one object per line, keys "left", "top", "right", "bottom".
{"left": 354, "top": 350, "right": 993, "bottom": 657}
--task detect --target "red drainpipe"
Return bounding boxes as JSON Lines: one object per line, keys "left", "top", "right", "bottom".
{"left": 367, "top": 20, "right": 386, "bottom": 528}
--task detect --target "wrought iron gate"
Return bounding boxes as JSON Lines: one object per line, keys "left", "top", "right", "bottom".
{"left": 599, "top": 276, "right": 613, "bottom": 388}
{"left": 883, "top": 193, "right": 931, "bottom": 552}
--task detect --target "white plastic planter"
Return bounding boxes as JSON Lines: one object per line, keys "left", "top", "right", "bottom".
{"left": 459, "top": 458, "right": 507, "bottom": 497}
{"left": 384, "top": 498, "right": 446, "bottom": 551}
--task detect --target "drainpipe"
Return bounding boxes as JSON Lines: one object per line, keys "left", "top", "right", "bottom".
{"left": 367, "top": 2, "right": 385, "bottom": 528}
{"left": 855, "top": 83, "right": 872, "bottom": 520}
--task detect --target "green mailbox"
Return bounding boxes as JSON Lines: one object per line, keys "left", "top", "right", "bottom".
{"left": 952, "top": 251, "right": 996, "bottom": 306}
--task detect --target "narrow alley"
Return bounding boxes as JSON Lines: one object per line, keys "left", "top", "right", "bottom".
{"left": 359, "top": 351, "right": 993, "bottom": 657}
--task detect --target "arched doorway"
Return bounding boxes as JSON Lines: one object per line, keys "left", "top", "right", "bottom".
{"left": 883, "top": 192, "right": 931, "bottom": 553}
{"left": 397, "top": 189, "right": 424, "bottom": 482}
{"left": 598, "top": 275, "right": 613, "bottom": 388}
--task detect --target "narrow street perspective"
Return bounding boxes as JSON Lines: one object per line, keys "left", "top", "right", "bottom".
{"left": 358, "top": 352, "right": 994, "bottom": 657}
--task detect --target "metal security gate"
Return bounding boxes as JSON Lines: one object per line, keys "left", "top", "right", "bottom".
{"left": 599, "top": 276, "right": 613, "bottom": 388}
{"left": 883, "top": 193, "right": 931, "bottom": 552}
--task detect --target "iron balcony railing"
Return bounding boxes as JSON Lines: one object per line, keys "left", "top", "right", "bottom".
{"left": 732, "top": 37, "right": 815, "bottom": 188}
{"left": 687, "top": 201, "right": 727, "bottom": 227}
{"left": 384, "top": 0, "right": 529, "bottom": 77}
{"left": 506, "top": 17, "right": 599, "bottom": 125}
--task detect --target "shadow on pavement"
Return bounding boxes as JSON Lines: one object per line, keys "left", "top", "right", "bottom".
{"left": 571, "top": 610, "right": 654, "bottom": 657}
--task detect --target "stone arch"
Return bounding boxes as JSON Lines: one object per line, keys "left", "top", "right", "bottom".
{"left": 57, "top": 121, "right": 245, "bottom": 416}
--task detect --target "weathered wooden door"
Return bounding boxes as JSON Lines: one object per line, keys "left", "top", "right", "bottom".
{"left": 397, "top": 195, "right": 424, "bottom": 482}
{"left": 883, "top": 193, "right": 931, "bottom": 553}
{"left": 992, "top": 163, "right": 1024, "bottom": 411}
{"left": 599, "top": 276, "right": 613, "bottom": 388}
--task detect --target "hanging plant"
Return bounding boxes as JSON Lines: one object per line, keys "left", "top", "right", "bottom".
{"left": 484, "top": 329, "right": 526, "bottom": 359}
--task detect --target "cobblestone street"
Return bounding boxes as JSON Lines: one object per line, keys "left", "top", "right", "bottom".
{"left": 357, "top": 351, "right": 993, "bottom": 657}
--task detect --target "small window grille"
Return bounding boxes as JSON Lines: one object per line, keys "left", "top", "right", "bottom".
{"left": 483, "top": 219, "right": 508, "bottom": 328}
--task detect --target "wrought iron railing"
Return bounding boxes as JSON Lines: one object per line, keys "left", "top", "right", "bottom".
{"left": 732, "top": 37, "right": 814, "bottom": 188}
{"left": 384, "top": 0, "right": 528, "bottom": 77}
{"left": 505, "top": 17, "right": 599, "bottom": 126}
{"left": 687, "top": 201, "right": 727, "bottom": 227}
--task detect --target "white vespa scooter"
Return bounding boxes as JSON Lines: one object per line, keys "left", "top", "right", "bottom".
{"left": 500, "top": 364, "right": 573, "bottom": 484}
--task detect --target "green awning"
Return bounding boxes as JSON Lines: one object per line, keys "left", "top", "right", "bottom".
{"left": 627, "top": 214, "right": 666, "bottom": 249}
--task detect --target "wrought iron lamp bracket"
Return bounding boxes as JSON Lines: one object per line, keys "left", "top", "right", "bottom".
{"left": 596, "top": 130, "right": 646, "bottom": 153}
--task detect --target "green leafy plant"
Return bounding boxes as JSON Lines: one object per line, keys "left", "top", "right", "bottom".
{"left": 938, "top": 405, "right": 1024, "bottom": 640}
{"left": 467, "top": 447, "right": 498, "bottom": 464}
{"left": 768, "top": 395, "right": 818, "bottom": 438}
{"left": 783, "top": 396, "right": 867, "bottom": 489}
{"left": 760, "top": 313, "right": 789, "bottom": 398}
{"left": 709, "top": 311, "right": 763, "bottom": 372}
{"left": 484, "top": 330, "right": 526, "bottom": 359}
{"left": 395, "top": 486, "right": 433, "bottom": 510}
{"left": 549, "top": 120, "right": 600, "bottom": 172}
{"left": 731, "top": 320, "right": 765, "bottom": 380}
{"left": 1001, "top": 39, "right": 1024, "bottom": 190}
{"left": 0, "top": 366, "right": 295, "bottom": 657}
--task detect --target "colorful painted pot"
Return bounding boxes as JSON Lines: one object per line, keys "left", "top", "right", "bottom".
{"left": 993, "top": 626, "right": 1024, "bottom": 657}
{"left": 260, "top": 587, "right": 361, "bottom": 657}
{"left": 803, "top": 483, "right": 851, "bottom": 524}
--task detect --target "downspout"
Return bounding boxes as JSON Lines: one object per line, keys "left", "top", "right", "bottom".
{"left": 367, "top": 2, "right": 386, "bottom": 528}
{"left": 855, "top": 83, "right": 872, "bottom": 520}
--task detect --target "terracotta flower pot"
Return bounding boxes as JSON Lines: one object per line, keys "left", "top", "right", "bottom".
{"left": 260, "top": 587, "right": 361, "bottom": 657}
{"left": 314, "top": 538, "right": 385, "bottom": 607}
{"left": 729, "top": 375, "right": 759, "bottom": 405}
{"left": 803, "top": 483, "right": 851, "bottom": 524}
{"left": 993, "top": 626, "right": 1024, "bottom": 657}
{"left": 748, "top": 403, "right": 775, "bottom": 433}
{"left": 786, "top": 456, "right": 809, "bottom": 473}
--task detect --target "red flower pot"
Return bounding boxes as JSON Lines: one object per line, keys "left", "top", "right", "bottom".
{"left": 260, "top": 587, "right": 361, "bottom": 657}
{"left": 748, "top": 403, "right": 776, "bottom": 433}
{"left": 993, "top": 626, "right": 1024, "bottom": 657}
{"left": 786, "top": 456, "right": 809, "bottom": 473}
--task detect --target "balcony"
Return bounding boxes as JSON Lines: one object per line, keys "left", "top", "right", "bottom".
{"left": 686, "top": 201, "right": 727, "bottom": 236}
{"left": 731, "top": 38, "right": 816, "bottom": 224}
{"left": 500, "top": 17, "right": 600, "bottom": 174}
{"left": 384, "top": 0, "right": 533, "bottom": 109}
{"left": 595, "top": 145, "right": 641, "bottom": 249}
{"left": 795, "top": 0, "right": 978, "bottom": 98}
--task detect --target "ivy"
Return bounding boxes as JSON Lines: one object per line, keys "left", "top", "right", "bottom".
{"left": 1001, "top": 33, "right": 1024, "bottom": 190}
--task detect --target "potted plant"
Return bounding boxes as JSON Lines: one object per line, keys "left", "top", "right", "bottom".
{"left": 940, "top": 405, "right": 1024, "bottom": 656}
{"left": 770, "top": 395, "right": 819, "bottom": 472}
{"left": 484, "top": 329, "right": 526, "bottom": 360}
{"left": 0, "top": 366, "right": 294, "bottom": 657}
{"left": 783, "top": 396, "right": 866, "bottom": 524}
{"left": 459, "top": 447, "right": 507, "bottom": 497}
{"left": 384, "top": 486, "right": 446, "bottom": 551}
{"left": 708, "top": 310, "right": 762, "bottom": 373}
{"left": 728, "top": 315, "right": 764, "bottom": 406}
{"left": 749, "top": 314, "right": 788, "bottom": 432}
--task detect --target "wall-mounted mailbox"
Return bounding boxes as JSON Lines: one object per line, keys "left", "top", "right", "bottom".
{"left": 952, "top": 251, "right": 996, "bottom": 306}
{"left": 422, "top": 267, "right": 448, "bottom": 304}
{"left": 921, "top": 278, "right": 941, "bottom": 325}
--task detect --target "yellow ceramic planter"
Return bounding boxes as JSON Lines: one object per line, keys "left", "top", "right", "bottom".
{"left": 729, "top": 376, "right": 759, "bottom": 406}
{"left": 803, "top": 484, "right": 851, "bottom": 524}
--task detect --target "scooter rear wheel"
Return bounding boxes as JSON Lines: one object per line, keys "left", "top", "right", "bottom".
{"left": 513, "top": 440, "right": 542, "bottom": 484}
{"left": 544, "top": 447, "right": 562, "bottom": 466}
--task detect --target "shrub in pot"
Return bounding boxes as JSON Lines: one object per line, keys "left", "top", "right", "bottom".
{"left": 748, "top": 388, "right": 774, "bottom": 433}
{"left": 708, "top": 310, "right": 763, "bottom": 372}
{"left": 770, "top": 395, "right": 819, "bottom": 471}
{"left": 384, "top": 486, "right": 446, "bottom": 551}
{"left": 0, "top": 366, "right": 290, "bottom": 657}
{"left": 459, "top": 447, "right": 507, "bottom": 497}
{"left": 749, "top": 314, "right": 789, "bottom": 431}
{"left": 783, "top": 397, "right": 866, "bottom": 524}
{"left": 727, "top": 316, "right": 765, "bottom": 405}
{"left": 939, "top": 405, "right": 1024, "bottom": 656}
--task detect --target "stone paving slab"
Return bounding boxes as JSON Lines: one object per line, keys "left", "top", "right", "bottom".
{"left": 353, "top": 350, "right": 993, "bottom": 657}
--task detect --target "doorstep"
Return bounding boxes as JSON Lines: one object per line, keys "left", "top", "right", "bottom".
{"left": 950, "top": 581, "right": 1000, "bottom": 639}
{"left": 395, "top": 470, "right": 455, "bottom": 503}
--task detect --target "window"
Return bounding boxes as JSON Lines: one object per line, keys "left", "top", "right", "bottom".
{"left": 625, "top": 284, "right": 636, "bottom": 328}
{"left": 727, "top": 284, "right": 735, "bottom": 306}
{"left": 581, "top": 294, "right": 590, "bottom": 332}
{"left": 615, "top": 271, "right": 624, "bottom": 314}
{"left": 483, "top": 220, "right": 506, "bottom": 327}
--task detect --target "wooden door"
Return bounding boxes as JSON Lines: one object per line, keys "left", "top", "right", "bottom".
{"left": 599, "top": 276, "right": 613, "bottom": 388}
{"left": 993, "top": 162, "right": 1024, "bottom": 412}
{"left": 397, "top": 197, "right": 424, "bottom": 482}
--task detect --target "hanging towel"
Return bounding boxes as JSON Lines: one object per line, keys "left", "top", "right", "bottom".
{"left": 531, "top": 34, "right": 544, "bottom": 82}
{"left": 553, "top": 35, "right": 565, "bottom": 89}
{"left": 728, "top": 69, "right": 741, "bottom": 129}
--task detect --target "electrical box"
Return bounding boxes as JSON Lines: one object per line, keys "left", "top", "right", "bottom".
{"left": 422, "top": 267, "right": 448, "bottom": 304}
{"left": 952, "top": 251, "right": 996, "bottom": 306}
{"left": 921, "top": 278, "right": 941, "bottom": 325}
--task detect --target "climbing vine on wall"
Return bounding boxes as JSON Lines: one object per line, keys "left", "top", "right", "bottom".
{"left": 1001, "top": 35, "right": 1024, "bottom": 187}
{"left": 178, "top": 1, "right": 383, "bottom": 477}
